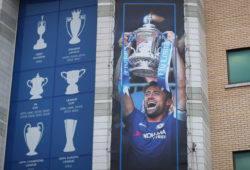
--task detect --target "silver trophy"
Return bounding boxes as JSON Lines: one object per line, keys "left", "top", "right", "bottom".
{"left": 24, "top": 122, "right": 44, "bottom": 156}
{"left": 64, "top": 119, "right": 77, "bottom": 152}
{"left": 27, "top": 73, "right": 48, "bottom": 100}
{"left": 61, "top": 69, "right": 85, "bottom": 95}
{"left": 126, "top": 14, "right": 164, "bottom": 77}
{"left": 66, "top": 9, "right": 86, "bottom": 45}
{"left": 33, "top": 15, "right": 47, "bottom": 50}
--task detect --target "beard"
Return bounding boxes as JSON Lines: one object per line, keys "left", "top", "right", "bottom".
{"left": 145, "top": 105, "right": 165, "bottom": 119}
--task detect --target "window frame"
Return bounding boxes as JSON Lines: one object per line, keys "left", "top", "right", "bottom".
{"left": 226, "top": 47, "right": 250, "bottom": 85}
{"left": 233, "top": 150, "right": 250, "bottom": 170}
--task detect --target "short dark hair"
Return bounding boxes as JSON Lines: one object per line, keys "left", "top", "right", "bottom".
{"left": 144, "top": 81, "right": 172, "bottom": 99}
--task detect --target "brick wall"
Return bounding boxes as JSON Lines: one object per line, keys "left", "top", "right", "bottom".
{"left": 204, "top": 0, "right": 250, "bottom": 170}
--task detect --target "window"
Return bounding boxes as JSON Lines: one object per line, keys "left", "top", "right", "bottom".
{"left": 227, "top": 48, "right": 250, "bottom": 84}
{"left": 233, "top": 151, "right": 250, "bottom": 170}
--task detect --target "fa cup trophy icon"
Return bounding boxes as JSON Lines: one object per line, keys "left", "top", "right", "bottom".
{"left": 33, "top": 15, "right": 47, "bottom": 50}
{"left": 64, "top": 119, "right": 77, "bottom": 152}
{"left": 66, "top": 9, "right": 86, "bottom": 45}
{"left": 27, "top": 73, "right": 48, "bottom": 100}
{"left": 24, "top": 122, "right": 44, "bottom": 156}
{"left": 61, "top": 69, "right": 85, "bottom": 95}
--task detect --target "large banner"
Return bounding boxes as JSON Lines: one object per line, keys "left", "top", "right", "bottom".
{"left": 111, "top": 0, "right": 187, "bottom": 170}
{"left": 5, "top": 0, "right": 97, "bottom": 169}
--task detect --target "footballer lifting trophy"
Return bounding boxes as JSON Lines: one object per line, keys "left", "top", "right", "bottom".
{"left": 24, "top": 122, "right": 44, "bottom": 156}
{"left": 66, "top": 9, "right": 86, "bottom": 45}
{"left": 64, "top": 119, "right": 77, "bottom": 152}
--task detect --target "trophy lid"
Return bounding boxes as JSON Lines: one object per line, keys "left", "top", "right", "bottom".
{"left": 31, "top": 73, "right": 44, "bottom": 83}
{"left": 134, "top": 13, "right": 161, "bottom": 34}
{"left": 135, "top": 23, "right": 161, "bottom": 34}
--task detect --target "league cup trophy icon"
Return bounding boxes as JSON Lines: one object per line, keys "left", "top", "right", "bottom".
{"left": 33, "top": 15, "right": 47, "bottom": 50}
{"left": 64, "top": 119, "right": 77, "bottom": 152}
{"left": 24, "top": 122, "right": 44, "bottom": 156}
{"left": 61, "top": 69, "right": 85, "bottom": 95}
{"left": 27, "top": 73, "right": 48, "bottom": 100}
{"left": 125, "top": 14, "right": 165, "bottom": 77}
{"left": 66, "top": 9, "right": 86, "bottom": 45}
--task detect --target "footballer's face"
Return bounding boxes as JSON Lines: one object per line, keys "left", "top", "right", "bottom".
{"left": 144, "top": 86, "right": 167, "bottom": 119}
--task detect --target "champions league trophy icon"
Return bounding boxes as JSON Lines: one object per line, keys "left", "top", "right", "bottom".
{"left": 33, "top": 15, "right": 47, "bottom": 50}
{"left": 27, "top": 73, "right": 48, "bottom": 100}
{"left": 125, "top": 13, "right": 167, "bottom": 77}
{"left": 61, "top": 69, "right": 85, "bottom": 95}
{"left": 66, "top": 9, "right": 86, "bottom": 45}
{"left": 24, "top": 122, "right": 44, "bottom": 156}
{"left": 63, "top": 119, "right": 77, "bottom": 152}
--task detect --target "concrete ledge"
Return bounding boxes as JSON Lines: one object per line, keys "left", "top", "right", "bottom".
{"left": 225, "top": 82, "right": 250, "bottom": 89}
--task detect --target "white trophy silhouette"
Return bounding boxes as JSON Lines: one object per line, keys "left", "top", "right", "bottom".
{"left": 33, "top": 15, "right": 47, "bottom": 50}
{"left": 64, "top": 119, "right": 77, "bottom": 152}
{"left": 61, "top": 69, "right": 85, "bottom": 95}
{"left": 24, "top": 122, "right": 44, "bottom": 156}
{"left": 27, "top": 73, "right": 48, "bottom": 100}
{"left": 66, "top": 9, "right": 86, "bottom": 44}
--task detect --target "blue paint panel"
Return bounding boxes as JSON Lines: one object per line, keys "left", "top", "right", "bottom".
{"left": 60, "top": 0, "right": 97, "bottom": 10}
{"left": 50, "top": 155, "right": 92, "bottom": 170}
{"left": 19, "top": 0, "right": 59, "bottom": 17}
{"left": 56, "top": 6, "right": 97, "bottom": 65}
{"left": 14, "top": 13, "right": 58, "bottom": 71}
{"left": 7, "top": 99, "right": 52, "bottom": 161}
{"left": 54, "top": 62, "right": 95, "bottom": 96}
{"left": 50, "top": 93, "right": 94, "bottom": 157}
{"left": 11, "top": 68, "right": 54, "bottom": 101}
{"left": 6, "top": 1, "right": 97, "bottom": 169}
{"left": 5, "top": 159, "right": 49, "bottom": 170}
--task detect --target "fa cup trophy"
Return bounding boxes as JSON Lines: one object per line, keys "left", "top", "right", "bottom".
{"left": 24, "top": 122, "right": 44, "bottom": 156}
{"left": 33, "top": 15, "right": 47, "bottom": 50}
{"left": 120, "top": 13, "right": 173, "bottom": 93}
{"left": 66, "top": 9, "right": 86, "bottom": 45}
{"left": 27, "top": 73, "right": 48, "bottom": 100}
{"left": 64, "top": 119, "right": 77, "bottom": 152}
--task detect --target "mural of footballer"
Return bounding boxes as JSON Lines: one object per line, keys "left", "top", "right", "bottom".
{"left": 120, "top": 30, "right": 187, "bottom": 170}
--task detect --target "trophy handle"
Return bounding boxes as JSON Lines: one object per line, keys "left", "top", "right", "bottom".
{"left": 27, "top": 80, "right": 32, "bottom": 88}
{"left": 127, "top": 46, "right": 136, "bottom": 54}
{"left": 42, "top": 77, "right": 48, "bottom": 87}
{"left": 156, "top": 47, "right": 162, "bottom": 58}
{"left": 42, "top": 20, "right": 46, "bottom": 27}
{"left": 61, "top": 72, "right": 67, "bottom": 80}
{"left": 66, "top": 17, "right": 73, "bottom": 38}
{"left": 37, "top": 122, "right": 44, "bottom": 145}
{"left": 24, "top": 124, "right": 31, "bottom": 146}
{"left": 77, "top": 14, "right": 86, "bottom": 36}
{"left": 79, "top": 69, "right": 86, "bottom": 78}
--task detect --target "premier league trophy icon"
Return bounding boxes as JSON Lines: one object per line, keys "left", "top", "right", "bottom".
{"left": 33, "top": 15, "right": 47, "bottom": 50}
{"left": 24, "top": 122, "right": 44, "bottom": 156}
{"left": 66, "top": 9, "right": 86, "bottom": 45}
{"left": 61, "top": 69, "right": 85, "bottom": 95}
{"left": 27, "top": 73, "right": 48, "bottom": 100}
{"left": 63, "top": 119, "right": 77, "bottom": 152}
